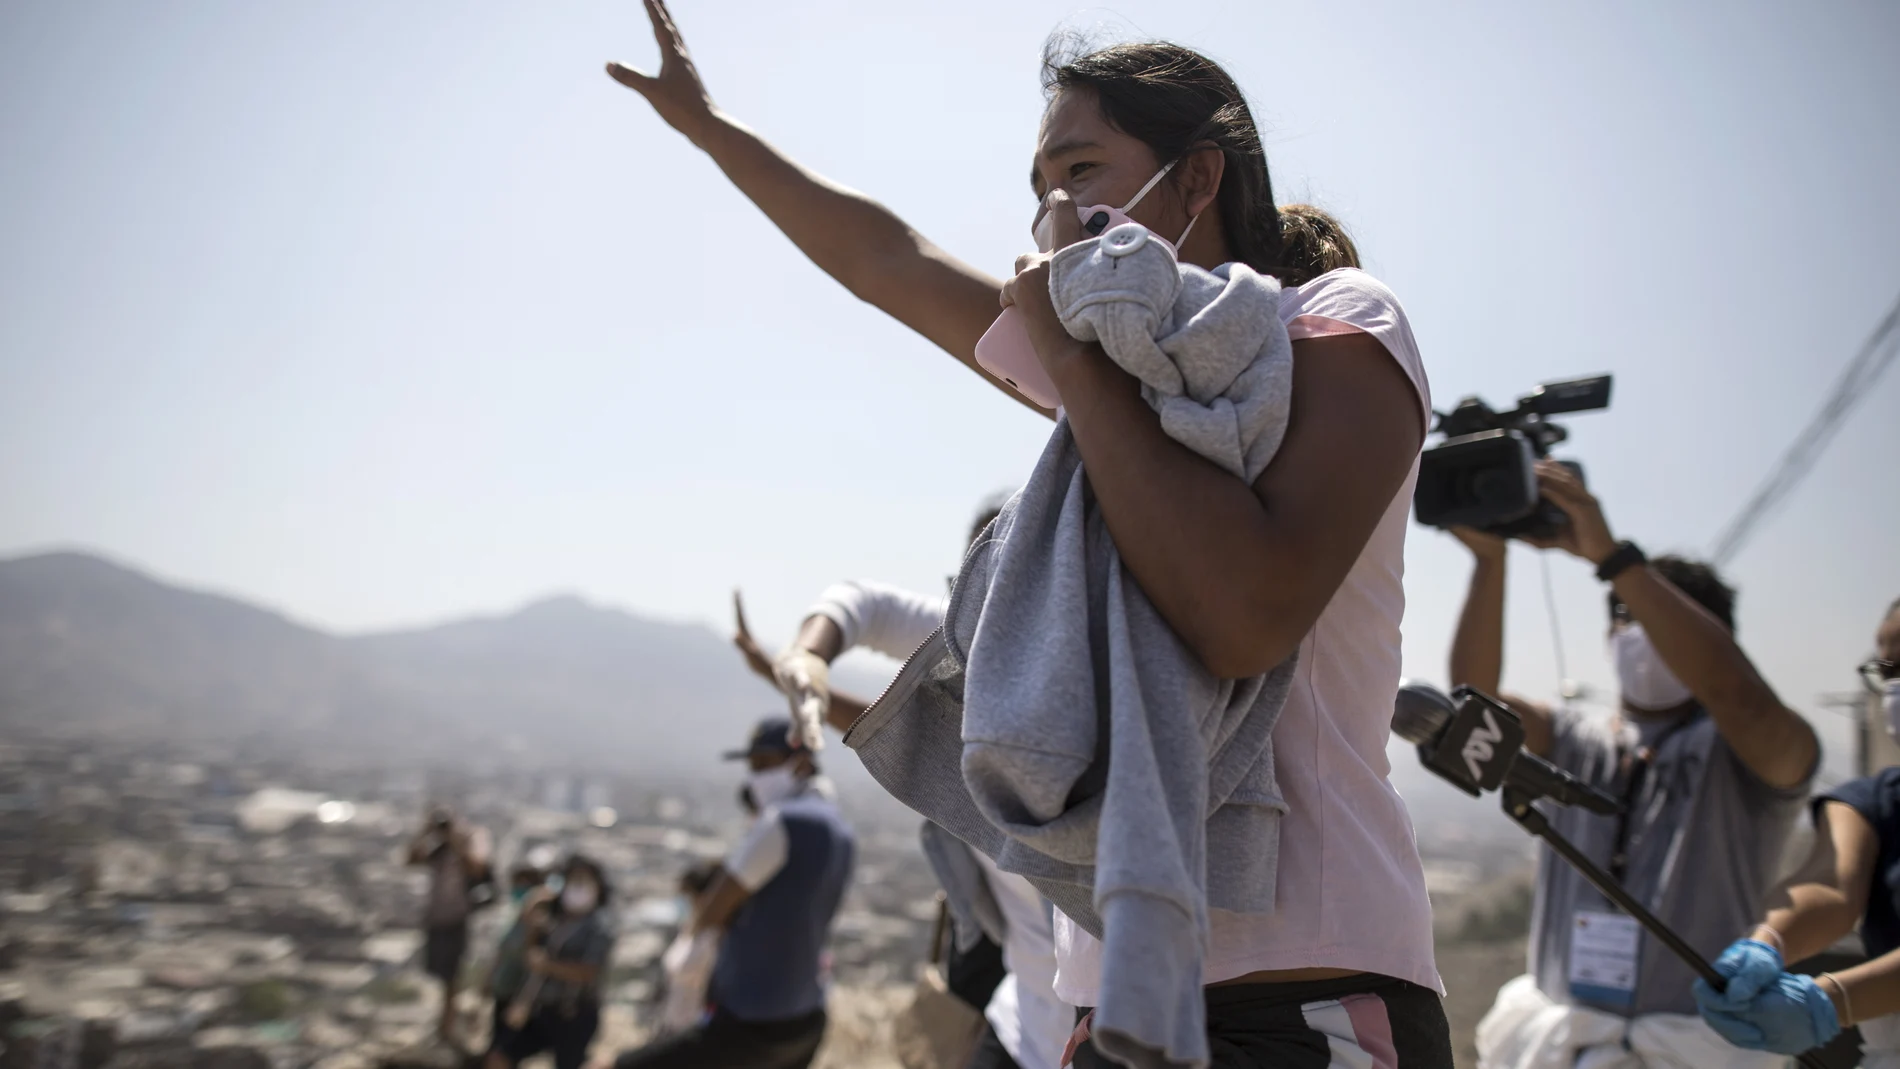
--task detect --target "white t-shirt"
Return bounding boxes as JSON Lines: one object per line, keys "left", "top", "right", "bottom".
{"left": 725, "top": 809, "right": 791, "bottom": 892}
{"left": 808, "top": 579, "right": 945, "bottom": 662}
{"left": 1054, "top": 267, "right": 1442, "bottom": 1001}
{"left": 809, "top": 580, "right": 1072, "bottom": 1066}
{"left": 974, "top": 852, "right": 1073, "bottom": 1069}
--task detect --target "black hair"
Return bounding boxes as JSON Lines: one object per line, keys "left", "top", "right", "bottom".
{"left": 1275, "top": 204, "right": 1361, "bottom": 286}
{"left": 1042, "top": 38, "right": 1282, "bottom": 277}
{"left": 1608, "top": 555, "right": 1737, "bottom": 631}
{"left": 968, "top": 491, "right": 1013, "bottom": 546}
{"left": 561, "top": 854, "right": 613, "bottom": 906}
{"left": 508, "top": 862, "right": 545, "bottom": 887}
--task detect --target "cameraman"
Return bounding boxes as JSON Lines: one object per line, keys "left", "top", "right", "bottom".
{"left": 1454, "top": 461, "right": 1818, "bottom": 1069}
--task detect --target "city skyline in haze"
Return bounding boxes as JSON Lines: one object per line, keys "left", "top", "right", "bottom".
{"left": 2, "top": 1, "right": 1897, "bottom": 782}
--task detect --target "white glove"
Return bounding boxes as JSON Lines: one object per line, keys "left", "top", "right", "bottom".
{"left": 772, "top": 647, "right": 831, "bottom": 752}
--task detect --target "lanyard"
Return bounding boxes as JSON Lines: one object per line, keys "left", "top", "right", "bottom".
{"left": 1606, "top": 711, "right": 1704, "bottom": 886}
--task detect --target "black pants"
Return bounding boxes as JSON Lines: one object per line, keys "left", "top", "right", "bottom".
{"left": 965, "top": 1022, "right": 1024, "bottom": 1069}
{"left": 1070, "top": 974, "right": 1452, "bottom": 1069}
{"left": 613, "top": 1007, "right": 828, "bottom": 1069}
{"left": 946, "top": 932, "right": 1008, "bottom": 1012}
{"left": 497, "top": 1001, "right": 601, "bottom": 1069}
{"left": 423, "top": 922, "right": 468, "bottom": 983}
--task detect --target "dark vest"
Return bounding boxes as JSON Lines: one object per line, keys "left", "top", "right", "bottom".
{"left": 712, "top": 792, "right": 856, "bottom": 1021}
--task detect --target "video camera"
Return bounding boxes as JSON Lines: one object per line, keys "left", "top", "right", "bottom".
{"left": 1413, "top": 374, "right": 1612, "bottom": 539}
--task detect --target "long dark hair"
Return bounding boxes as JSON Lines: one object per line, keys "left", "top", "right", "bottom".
{"left": 1042, "top": 39, "right": 1282, "bottom": 277}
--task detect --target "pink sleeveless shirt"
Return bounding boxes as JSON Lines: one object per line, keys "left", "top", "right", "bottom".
{"left": 1054, "top": 267, "right": 1443, "bottom": 1001}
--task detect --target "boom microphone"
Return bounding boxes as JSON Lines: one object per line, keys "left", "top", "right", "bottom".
{"left": 1393, "top": 680, "right": 1622, "bottom": 815}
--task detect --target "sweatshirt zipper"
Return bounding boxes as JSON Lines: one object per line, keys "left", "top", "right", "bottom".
{"left": 845, "top": 623, "right": 944, "bottom": 739}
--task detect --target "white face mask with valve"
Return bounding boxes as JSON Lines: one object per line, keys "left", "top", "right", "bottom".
{"left": 1611, "top": 623, "right": 1695, "bottom": 712}
{"left": 1032, "top": 158, "right": 1202, "bottom": 254}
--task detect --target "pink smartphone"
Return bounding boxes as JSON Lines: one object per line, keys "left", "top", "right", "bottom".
{"left": 975, "top": 204, "right": 1128, "bottom": 410}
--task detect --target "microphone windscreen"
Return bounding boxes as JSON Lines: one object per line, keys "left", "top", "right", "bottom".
{"left": 1392, "top": 680, "right": 1458, "bottom": 745}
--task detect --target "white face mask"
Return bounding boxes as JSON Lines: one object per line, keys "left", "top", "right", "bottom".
{"left": 745, "top": 764, "right": 802, "bottom": 810}
{"left": 561, "top": 883, "right": 597, "bottom": 914}
{"left": 1033, "top": 159, "right": 1201, "bottom": 254}
{"left": 1611, "top": 622, "right": 1695, "bottom": 712}
{"left": 1882, "top": 678, "right": 1900, "bottom": 741}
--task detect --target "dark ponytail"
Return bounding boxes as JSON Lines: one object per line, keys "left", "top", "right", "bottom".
{"left": 1042, "top": 39, "right": 1282, "bottom": 278}
{"left": 1275, "top": 204, "right": 1361, "bottom": 286}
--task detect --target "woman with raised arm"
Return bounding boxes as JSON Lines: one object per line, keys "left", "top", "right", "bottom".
{"left": 607, "top": 5, "right": 1447, "bottom": 1067}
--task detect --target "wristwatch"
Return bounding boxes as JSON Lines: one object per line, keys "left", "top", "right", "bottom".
{"left": 1596, "top": 540, "right": 1646, "bottom": 583}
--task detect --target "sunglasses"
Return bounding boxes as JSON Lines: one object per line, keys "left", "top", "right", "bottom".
{"left": 1862, "top": 659, "right": 1899, "bottom": 695}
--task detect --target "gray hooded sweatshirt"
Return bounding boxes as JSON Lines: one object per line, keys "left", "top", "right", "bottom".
{"left": 847, "top": 223, "right": 1296, "bottom": 1069}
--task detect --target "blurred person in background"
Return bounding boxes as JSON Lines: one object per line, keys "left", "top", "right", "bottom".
{"left": 1693, "top": 597, "right": 1900, "bottom": 1064}
{"left": 491, "top": 854, "right": 617, "bottom": 1069}
{"left": 595, "top": 717, "right": 855, "bottom": 1069}
{"left": 478, "top": 863, "right": 550, "bottom": 1062}
{"left": 406, "top": 805, "right": 493, "bottom": 1046}
{"left": 654, "top": 859, "right": 724, "bottom": 1037}
{"left": 734, "top": 498, "right": 1072, "bottom": 1069}
{"left": 1452, "top": 464, "right": 1819, "bottom": 1068}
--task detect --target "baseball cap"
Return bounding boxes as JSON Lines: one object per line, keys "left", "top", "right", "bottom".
{"left": 722, "top": 716, "right": 800, "bottom": 761}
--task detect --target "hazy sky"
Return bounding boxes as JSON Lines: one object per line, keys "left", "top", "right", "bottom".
{"left": 2, "top": 1, "right": 1896, "bottom": 780}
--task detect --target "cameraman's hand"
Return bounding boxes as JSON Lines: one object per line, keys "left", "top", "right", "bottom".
{"left": 1450, "top": 526, "right": 1506, "bottom": 563}
{"left": 1524, "top": 460, "right": 1618, "bottom": 565}
{"left": 607, "top": 0, "right": 719, "bottom": 146}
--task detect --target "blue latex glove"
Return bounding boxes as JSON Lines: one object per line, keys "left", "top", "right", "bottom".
{"left": 1696, "top": 938, "right": 1785, "bottom": 1012}
{"left": 1695, "top": 971, "right": 1843, "bottom": 1055}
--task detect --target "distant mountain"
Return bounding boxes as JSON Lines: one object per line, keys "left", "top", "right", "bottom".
{"left": 0, "top": 551, "right": 816, "bottom": 771}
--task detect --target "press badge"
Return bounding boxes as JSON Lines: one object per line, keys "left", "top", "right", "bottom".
{"left": 1568, "top": 910, "right": 1640, "bottom": 1008}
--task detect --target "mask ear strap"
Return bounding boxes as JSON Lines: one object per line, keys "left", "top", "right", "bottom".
{"left": 1120, "top": 158, "right": 1179, "bottom": 213}
{"left": 1175, "top": 211, "right": 1202, "bottom": 251}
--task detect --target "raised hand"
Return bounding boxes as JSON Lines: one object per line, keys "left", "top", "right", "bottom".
{"left": 606, "top": 0, "right": 717, "bottom": 144}
{"left": 731, "top": 590, "right": 777, "bottom": 685}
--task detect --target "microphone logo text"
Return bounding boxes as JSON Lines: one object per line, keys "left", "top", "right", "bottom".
{"left": 1462, "top": 708, "right": 1505, "bottom": 784}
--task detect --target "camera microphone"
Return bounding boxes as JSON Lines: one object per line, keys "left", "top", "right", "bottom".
{"left": 1393, "top": 680, "right": 1622, "bottom": 815}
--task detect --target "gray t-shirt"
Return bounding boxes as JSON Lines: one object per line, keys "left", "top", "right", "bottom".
{"left": 1527, "top": 707, "right": 1809, "bottom": 1017}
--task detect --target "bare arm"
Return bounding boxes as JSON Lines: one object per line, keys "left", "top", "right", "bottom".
{"left": 690, "top": 870, "right": 752, "bottom": 934}
{"left": 1448, "top": 530, "right": 1507, "bottom": 696}
{"left": 1534, "top": 462, "right": 1819, "bottom": 789}
{"left": 529, "top": 952, "right": 601, "bottom": 988}
{"left": 608, "top": 0, "right": 1046, "bottom": 417}
{"left": 1760, "top": 801, "right": 1876, "bottom": 964}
